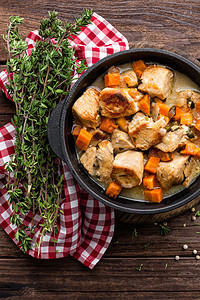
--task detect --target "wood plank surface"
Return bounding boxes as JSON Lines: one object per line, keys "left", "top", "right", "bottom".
{"left": 1, "top": 256, "right": 200, "bottom": 297}
{"left": 1, "top": 1, "right": 200, "bottom": 299}
{"left": 0, "top": 0, "right": 200, "bottom": 61}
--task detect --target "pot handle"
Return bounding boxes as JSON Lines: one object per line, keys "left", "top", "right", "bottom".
{"left": 47, "top": 100, "right": 66, "bottom": 162}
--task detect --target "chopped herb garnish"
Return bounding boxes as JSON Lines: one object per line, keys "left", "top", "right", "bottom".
{"left": 160, "top": 224, "right": 171, "bottom": 235}
{"left": 113, "top": 240, "right": 119, "bottom": 245}
{"left": 132, "top": 228, "right": 138, "bottom": 236}
{"left": 165, "top": 263, "right": 168, "bottom": 269}
{"left": 144, "top": 243, "right": 150, "bottom": 249}
{"left": 195, "top": 211, "right": 200, "bottom": 217}
{"left": 136, "top": 264, "right": 143, "bottom": 272}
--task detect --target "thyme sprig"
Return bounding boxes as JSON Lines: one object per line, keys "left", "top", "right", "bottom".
{"left": 3, "top": 10, "right": 92, "bottom": 255}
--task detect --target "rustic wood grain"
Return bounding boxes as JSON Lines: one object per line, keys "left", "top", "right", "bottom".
{"left": 2, "top": 291, "right": 199, "bottom": 300}
{"left": 0, "top": 0, "right": 200, "bottom": 61}
{"left": 1, "top": 256, "right": 200, "bottom": 297}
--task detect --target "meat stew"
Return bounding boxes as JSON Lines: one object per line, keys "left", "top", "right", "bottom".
{"left": 72, "top": 60, "right": 200, "bottom": 203}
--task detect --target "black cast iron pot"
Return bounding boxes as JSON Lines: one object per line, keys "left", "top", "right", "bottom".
{"left": 47, "top": 48, "right": 200, "bottom": 214}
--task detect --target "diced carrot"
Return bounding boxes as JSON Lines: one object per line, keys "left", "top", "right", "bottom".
{"left": 76, "top": 128, "right": 93, "bottom": 151}
{"left": 168, "top": 106, "right": 182, "bottom": 120}
{"left": 180, "top": 112, "right": 193, "bottom": 125}
{"left": 100, "top": 117, "right": 118, "bottom": 133}
{"left": 144, "top": 188, "right": 163, "bottom": 203}
{"left": 143, "top": 174, "right": 156, "bottom": 190}
{"left": 106, "top": 182, "right": 122, "bottom": 199}
{"left": 157, "top": 150, "right": 174, "bottom": 162}
{"left": 180, "top": 142, "right": 200, "bottom": 155}
{"left": 104, "top": 73, "right": 120, "bottom": 87}
{"left": 156, "top": 103, "right": 170, "bottom": 117}
{"left": 135, "top": 69, "right": 143, "bottom": 78}
{"left": 174, "top": 106, "right": 183, "bottom": 120}
{"left": 138, "top": 94, "right": 150, "bottom": 115}
{"left": 133, "top": 60, "right": 146, "bottom": 73}
{"left": 196, "top": 101, "right": 200, "bottom": 113}
{"left": 195, "top": 119, "right": 200, "bottom": 131}
{"left": 72, "top": 125, "right": 81, "bottom": 138}
{"left": 195, "top": 150, "right": 200, "bottom": 159}
{"left": 116, "top": 117, "right": 128, "bottom": 132}
{"left": 144, "top": 157, "right": 160, "bottom": 174}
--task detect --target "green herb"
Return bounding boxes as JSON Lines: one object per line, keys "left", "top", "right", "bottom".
{"left": 136, "top": 264, "right": 143, "bottom": 272}
{"left": 144, "top": 243, "right": 150, "bottom": 249}
{"left": 3, "top": 10, "right": 92, "bottom": 255}
{"left": 186, "top": 128, "right": 195, "bottom": 139}
{"left": 195, "top": 211, "right": 200, "bottom": 217}
{"left": 165, "top": 263, "right": 168, "bottom": 269}
{"left": 160, "top": 224, "right": 171, "bottom": 235}
{"left": 113, "top": 240, "right": 119, "bottom": 245}
{"left": 132, "top": 228, "right": 138, "bottom": 236}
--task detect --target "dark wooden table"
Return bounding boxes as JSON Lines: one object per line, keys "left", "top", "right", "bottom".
{"left": 1, "top": 1, "right": 200, "bottom": 299}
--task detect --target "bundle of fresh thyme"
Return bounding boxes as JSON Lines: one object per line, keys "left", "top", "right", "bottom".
{"left": 3, "top": 10, "right": 92, "bottom": 254}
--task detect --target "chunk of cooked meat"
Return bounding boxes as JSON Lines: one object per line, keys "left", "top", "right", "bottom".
{"left": 155, "top": 125, "right": 190, "bottom": 152}
{"left": 72, "top": 87, "right": 100, "bottom": 128}
{"left": 128, "top": 112, "right": 168, "bottom": 150}
{"left": 80, "top": 140, "right": 114, "bottom": 183}
{"left": 156, "top": 152, "right": 192, "bottom": 189}
{"left": 99, "top": 88, "right": 143, "bottom": 118}
{"left": 107, "top": 66, "right": 120, "bottom": 74}
{"left": 119, "top": 70, "right": 138, "bottom": 88}
{"left": 80, "top": 147, "right": 97, "bottom": 176}
{"left": 112, "top": 150, "right": 144, "bottom": 188}
{"left": 96, "top": 140, "right": 114, "bottom": 183}
{"left": 89, "top": 128, "right": 110, "bottom": 147}
{"left": 138, "top": 65, "right": 173, "bottom": 100}
{"left": 176, "top": 89, "right": 200, "bottom": 109}
{"left": 111, "top": 129, "right": 135, "bottom": 153}
{"left": 183, "top": 157, "right": 200, "bottom": 187}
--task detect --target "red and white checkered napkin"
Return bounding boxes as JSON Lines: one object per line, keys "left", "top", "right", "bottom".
{"left": 0, "top": 13, "right": 129, "bottom": 269}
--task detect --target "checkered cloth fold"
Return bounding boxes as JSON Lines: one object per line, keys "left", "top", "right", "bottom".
{"left": 0, "top": 13, "right": 129, "bottom": 269}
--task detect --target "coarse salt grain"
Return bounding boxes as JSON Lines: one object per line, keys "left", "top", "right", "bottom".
{"left": 183, "top": 244, "right": 188, "bottom": 250}
{"left": 196, "top": 255, "right": 200, "bottom": 260}
{"left": 193, "top": 250, "right": 198, "bottom": 255}
{"left": 175, "top": 255, "right": 180, "bottom": 261}
{"left": 192, "top": 216, "right": 197, "bottom": 221}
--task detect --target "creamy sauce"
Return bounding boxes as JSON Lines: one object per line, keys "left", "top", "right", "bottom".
{"left": 79, "top": 63, "right": 200, "bottom": 202}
